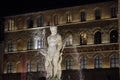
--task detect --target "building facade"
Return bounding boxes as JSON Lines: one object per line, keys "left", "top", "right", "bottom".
{"left": 0, "top": 0, "right": 119, "bottom": 80}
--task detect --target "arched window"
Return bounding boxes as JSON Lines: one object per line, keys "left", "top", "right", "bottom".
{"left": 110, "top": 30, "right": 118, "bottom": 43}
{"left": 66, "top": 57, "right": 73, "bottom": 70}
{"left": 80, "top": 57, "right": 87, "bottom": 69}
{"left": 27, "top": 61, "right": 32, "bottom": 72}
{"left": 37, "top": 39, "right": 44, "bottom": 49}
{"left": 66, "top": 34, "right": 73, "bottom": 46}
{"left": 8, "top": 41, "right": 14, "bottom": 52}
{"left": 94, "top": 31, "right": 101, "bottom": 44}
{"left": 95, "top": 9, "right": 101, "bottom": 20}
{"left": 94, "top": 56, "right": 102, "bottom": 68}
{"left": 80, "top": 32, "right": 87, "bottom": 45}
{"left": 37, "top": 16, "right": 44, "bottom": 27}
{"left": 7, "top": 63, "right": 13, "bottom": 73}
{"left": 27, "top": 39, "right": 34, "bottom": 50}
{"left": 27, "top": 18, "right": 33, "bottom": 28}
{"left": 53, "top": 15, "right": 58, "bottom": 25}
{"left": 80, "top": 11, "right": 86, "bottom": 22}
{"left": 110, "top": 54, "right": 119, "bottom": 68}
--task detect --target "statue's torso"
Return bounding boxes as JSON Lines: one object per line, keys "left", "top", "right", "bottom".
{"left": 47, "top": 34, "right": 60, "bottom": 60}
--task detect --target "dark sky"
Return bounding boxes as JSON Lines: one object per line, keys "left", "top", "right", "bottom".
{"left": 0, "top": 0, "right": 114, "bottom": 17}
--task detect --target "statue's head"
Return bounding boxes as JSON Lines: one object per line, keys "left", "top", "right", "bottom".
{"left": 50, "top": 26, "right": 57, "bottom": 35}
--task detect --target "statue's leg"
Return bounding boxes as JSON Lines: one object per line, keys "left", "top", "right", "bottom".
{"left": 57, "top": 68, "right": 61, "bottom": 79}
{"left": 45, "top": 59, "right": 50, "bottom": 78}
{"left": 53, "top": 56, "right": 58, "bottom": 78}
{"left": 57, "top": 57, "right": 62, "bottom": 79}
{"left": 49, "top": 63, "right": 52, "bottom": 78}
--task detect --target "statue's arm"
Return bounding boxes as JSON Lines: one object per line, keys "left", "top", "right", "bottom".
{"left": 39, "top": 49, "right": 47, "bottom": 56}
{"left": 47, "top": 36, "right": 50, "bottom": 46}
{"left": 57, "top": 34, "right": 62, "bottom": 52}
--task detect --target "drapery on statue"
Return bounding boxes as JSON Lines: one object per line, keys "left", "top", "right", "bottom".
{"left": 39, "top": 26, "right": 63, "bottom": 80}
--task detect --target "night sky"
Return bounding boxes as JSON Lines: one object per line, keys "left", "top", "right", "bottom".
{"left": 0, "top": 0, "right": 114, "bottom": 17}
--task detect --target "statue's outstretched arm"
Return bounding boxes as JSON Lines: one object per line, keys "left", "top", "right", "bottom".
{"left": 57, "top": 35, "right": 62, "bottom": 52}
{"left": 39, "top": 49, "right": 47, "bottom": 56}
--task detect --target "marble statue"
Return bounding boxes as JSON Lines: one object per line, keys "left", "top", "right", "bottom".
{"left": 39, "top": 26, "right": 62, "bottom": 80}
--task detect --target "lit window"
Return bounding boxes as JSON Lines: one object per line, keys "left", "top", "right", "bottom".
{"left": 27, "top": 62, "right": 32, "bottom": 72}
{"left": 8, "top": 41, "right": 14, "bottom": 52}
{"left": 80, "top": 11, "right": 86, "bottom": 22}
{"left": 27, "top": 18, "right": 33, "bottom": 28}
{"left": 7, "top": 63, "right": 13, "bottom": 73}
{"left": 66, "top": 12, "right": 72, "bottom": 23}
{"left": 80, "top": 32, "right": 87, "bottom": 45}
{"left": 66, "top": 58, "right": 72, "bottom": 70}
{"left": 110, "top": 54, "right": 119, "bottom": 68}
{"left": 94, "top": 31, "right": 101, "bottom": 44}
{"left": 110, "top": 30, "right": 118, "bottom": 43}
{"left": 111, "top": 7, "right": 117, "bottom": 18}
{"left": 37, "top": 16, "right": 44, "bottom": 27}
{"left": 8, "top": 19, "right": 15, "bottom": 31}
{"left": 95, "top": 9, "right": 101, "bottom": 20}
{"left": 53, "top": 15, "right": 58, "bottom": 25}
{"left": 37, "top": 39, "right": 44, "bottom": 49}
{"left": 66, "top": 34, "right": 73, "bottom": 46}
{"left": 27, "top": 39, "right": 34, "bottom": 50}
{"left": 94, "top": 56, "right": 102, "bottom": 68}
{"left": 80, "top": 57, "right": 87, "bottom": 69}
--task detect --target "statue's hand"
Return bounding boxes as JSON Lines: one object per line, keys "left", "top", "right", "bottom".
{"left": 39, "top": 49, "right": 47, "bottom": 56}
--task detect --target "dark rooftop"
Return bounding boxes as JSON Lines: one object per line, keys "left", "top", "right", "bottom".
{"left": 0, "top": 0, "right": 115, "bottom": 17}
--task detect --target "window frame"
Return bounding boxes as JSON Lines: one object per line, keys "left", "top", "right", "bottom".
{"left": 94, "top": 31, "right": 101, "bottom": 44}
{"left": 80, "top": 11, "right": 86, "bottom": 22}
{"left": 27, "top": 39, "right": 34, "bottom": 50}
{"left": 110, "top": 30, "right": 118, "bottom": 43}
{"left": 66, "top": 58, "right": 73, "bottom": 70}
{"left": 110, "top": 54, "right": 119, "bottom": 68}
{"left": 111, "top": 7, "right": 117, "bottom": 18}
{"left": 27, "top": 62, "right": 32, "bottom": 72}
{"left": 7, "top": 63, "right": 13, "bottom": 73}
{"left": 80, "top": 57, "right": 87, "bottom": 69}
{"left": 27, "top": 18, "right": 34, "bottom": 28}
{"left": 37, "top": 16, "right": 44, "bottom": 27}
{"left": 8, "top": 41, "right": 14, "bottom": 52}
{"left": 94, "top": 56, "right": 102, "bottom": 68}
{"left": 95, "top": 9, "right": 101, "bottom": 20}
{"left": 53, "top": 15, "right": 58, "bottom": 25}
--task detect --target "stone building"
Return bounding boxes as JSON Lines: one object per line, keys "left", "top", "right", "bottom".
{"left": 0, "top": 0, "right": 119, "bottom": 80}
